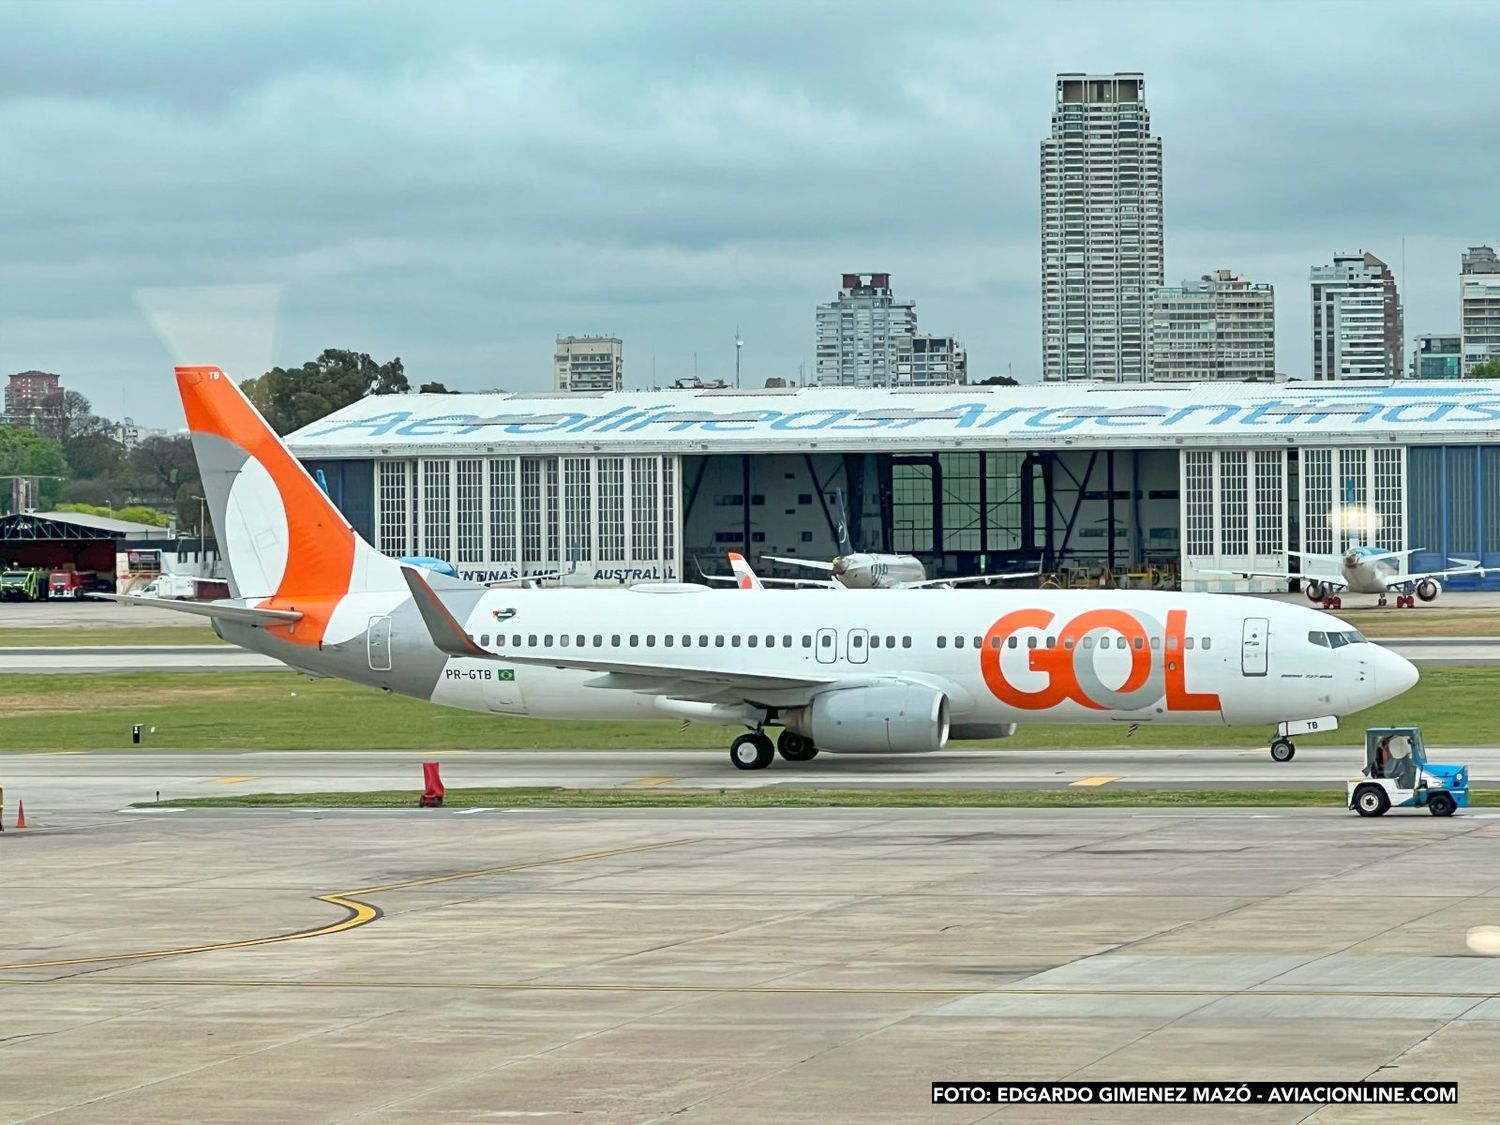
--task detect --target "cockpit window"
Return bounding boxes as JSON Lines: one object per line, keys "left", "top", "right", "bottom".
{"left": 1312, "top": 629, "right": 1366, "bottom": 649}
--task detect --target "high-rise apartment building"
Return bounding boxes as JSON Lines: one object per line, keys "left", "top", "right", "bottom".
{"left": 814, "top": 273, "right": 918, "bottom": 387}
{"left": 1411, "top": 333, "right": 1462, "bottom": 379}
{"left": 1461, "top": 245, "right": 1500, "bottom": 375}
{"left": 1309, "top": 252, "right": 1403, "bottom": 379}
{"left": 552, "top": 336, "right": 623, "bottom": 393}
{"left": 1041, "top": 72, "right": 1164, "bottom": 382}
{"left": 893, "top": 334, "right": 967, "bottom": 386}
{"left": 4, "top": 370, "right": 63, "bottom": 419}
{"left": 1147, "top": 270, "right": 1275, "bottom": 382}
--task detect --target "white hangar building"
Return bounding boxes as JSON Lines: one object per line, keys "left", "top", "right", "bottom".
{"left": 285, "top": 380, "right": 1500, "bottom": 590}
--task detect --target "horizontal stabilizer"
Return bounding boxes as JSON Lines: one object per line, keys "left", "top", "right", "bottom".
{"left": 401, "top": 566, "right": 491, "bottom": 659}
{"left": 92, "top": 593, "right": 302, "bottom": 625}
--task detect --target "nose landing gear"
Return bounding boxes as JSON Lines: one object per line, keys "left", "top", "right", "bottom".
{"left": 1270, "top": 738, "right": 1296, "bottom": 763}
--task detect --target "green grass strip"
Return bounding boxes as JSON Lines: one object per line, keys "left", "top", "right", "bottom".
{"left": 148, "top": 786, "right": 1500, "bottom": 810}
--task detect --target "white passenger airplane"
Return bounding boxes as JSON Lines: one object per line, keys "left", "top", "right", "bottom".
{"left": 115, "top": 366, "right": 1420, "bottom": 770}
{"left": 1205, "top": 545, "right": 1488, "bottom": 610}
{"left": 756, "top": 492, "right": 1036, "bottom": 589}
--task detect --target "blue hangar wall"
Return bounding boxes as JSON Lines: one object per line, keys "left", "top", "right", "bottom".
{"left": 1409, "top": 445, "right": 1500, "bottom": 584}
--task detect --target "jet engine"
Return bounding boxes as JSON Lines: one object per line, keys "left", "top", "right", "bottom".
{"left": 1304, "top": 580, "right": 1326, "bottom": 603}
{"left": 782, "top": 682, "right": 950, "bottom": 754}
{"left": 1416, "top": 578, "right": 1442, "bottom": 603}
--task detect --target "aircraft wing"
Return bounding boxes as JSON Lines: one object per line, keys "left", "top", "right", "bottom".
{"left": 485, "top": 571, "right": 561, "bottom": 588}
{"left": 762, "top": 555, "right": 837, "bottom": 573}
{"left": 1195, "top": 568, "right": 1347, "bottom": 590}
{"left": 1385, "top": 561, "right": 1489, "bottom": 589}
{"left": 402, "top": 566, "right": 834, "bottom": 696}
{"left": 897, "top": 571, "right": 1038, "bottom": 590}
{"left": 91, "top": 593, "right": 303, "bottom": 625}
{"left": 703, "top": 573, "right": 835, "bottom": 589}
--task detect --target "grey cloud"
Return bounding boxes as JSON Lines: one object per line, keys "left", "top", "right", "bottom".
{"left": 2, "top": 0, "right": 1496, "bottom": 423}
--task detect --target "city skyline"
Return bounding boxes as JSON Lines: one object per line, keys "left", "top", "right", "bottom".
{"left": 3, "top": 1, "right": 1497, "bottom": 424}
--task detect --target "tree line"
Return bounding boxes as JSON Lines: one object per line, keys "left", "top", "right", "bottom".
{"left": 1, "top": 349, "right": 408, "bottom": 527}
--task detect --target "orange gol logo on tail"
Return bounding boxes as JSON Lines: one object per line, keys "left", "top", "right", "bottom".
{"left": 980, "top": 608, "right": 1221, "bottom": 713}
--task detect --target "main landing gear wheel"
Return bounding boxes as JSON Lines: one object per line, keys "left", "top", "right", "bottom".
{"left": 1320, "top": 596, "right": 1343, "bottom": 610}
{"left": 1353, "top": 784, "right": 1390, "bottom": 817}
{"left": 1428, "top": 792, "right": 1457, "bottom": 817}
{"left": 777, "top": 730, "right": 818, "bottom": 762}
{"left": 1270, "top": 738, "right": 1296, "bottom": 763}
{"left": 730, "top": 732, "right": 775, "bottom": 771}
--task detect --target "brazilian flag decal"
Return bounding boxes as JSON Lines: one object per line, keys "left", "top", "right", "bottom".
{"left": 497, "top": 669, "right": 516, "bottom": 682}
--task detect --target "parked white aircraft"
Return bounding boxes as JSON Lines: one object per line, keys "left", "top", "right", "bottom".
{"left": 1205, "top": 545, "right": 1488, "bottom": 609}
{"left": 757, "top": 491, "right": 1036, "bottom": 589}
{"left": 116, "top": 365, "right": 1420, "bottom": 770}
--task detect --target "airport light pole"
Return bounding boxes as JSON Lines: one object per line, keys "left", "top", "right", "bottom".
{"left": 735, "top": 326, "right": 743, "bottom": 389}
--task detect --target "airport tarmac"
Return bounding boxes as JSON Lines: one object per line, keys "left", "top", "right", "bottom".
{"left": 7, "top": 744, "right": 1500, "bottom": 820}
{"left": 3, "top": 804, "right": 1499, "bottom": 1122}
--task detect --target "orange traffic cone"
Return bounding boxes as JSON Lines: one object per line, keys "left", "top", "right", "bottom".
{"left": 15, "top": 800, "right": 26, "bottom": 829}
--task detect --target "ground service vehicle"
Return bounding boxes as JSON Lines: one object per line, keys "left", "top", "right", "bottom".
{"left": 1349, "top": 727, "right": 1468, "bottom": 817}
{"left": 0, "top": 568, "right": 47, "bottom": 601}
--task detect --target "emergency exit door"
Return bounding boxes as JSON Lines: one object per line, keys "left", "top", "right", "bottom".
{"left": 1241, "top": 617, "right": 1268, "bottom": 677}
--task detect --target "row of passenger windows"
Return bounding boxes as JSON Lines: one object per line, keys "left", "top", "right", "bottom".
{"left": 1309, "top": 630, "right": 1367, "bottom": 648}
{"left": 472, "top": 632, "right": 1211, "bottom": 652}
{"left": 938, "top": 634, "right": 1212, "bottom": 652}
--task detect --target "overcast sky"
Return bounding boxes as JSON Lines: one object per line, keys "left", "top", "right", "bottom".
{"left": 3, "top": 0, "right": 1497, "bottom": 427}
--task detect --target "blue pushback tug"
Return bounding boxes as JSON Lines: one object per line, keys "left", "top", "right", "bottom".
{"left": 1348, "top": 727, "right": 1469, "bottom": 817}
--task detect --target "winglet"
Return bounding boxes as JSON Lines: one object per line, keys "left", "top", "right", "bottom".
{"left": 401, "top": 565, "right": 490, "bottom": 659}
{"left": 727, "top": 552, "right": 764, "bottom": 590}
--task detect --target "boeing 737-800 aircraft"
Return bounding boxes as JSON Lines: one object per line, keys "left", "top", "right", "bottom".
{"left": 118, "top": 366, "right": 1420, "bottom": 769}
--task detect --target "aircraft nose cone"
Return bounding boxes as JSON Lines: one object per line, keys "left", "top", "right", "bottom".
{"left": 1377, "top": 646, "right": 1420, "bottom": 698}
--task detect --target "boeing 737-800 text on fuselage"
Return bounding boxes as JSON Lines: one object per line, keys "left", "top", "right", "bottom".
{"left": 118, "top": 367, "right": 1421, "bottom": 770}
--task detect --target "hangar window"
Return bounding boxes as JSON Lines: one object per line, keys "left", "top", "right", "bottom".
{"left": 798, "top": 494, "right": 813, "bottom": 505}
{"left": 457, "top": 459, "right": 485, "bottom": 563}
{"left": 597, "top": 457, "right": 625, "bottom": 560}
{"left": 801, "top": 532, "right": 814, "bottom": 542}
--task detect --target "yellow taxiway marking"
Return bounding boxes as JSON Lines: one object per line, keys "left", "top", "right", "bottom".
{"left": 1069, "top": 776, "right": 1120, "bottom": 787}
{"left": 0, "top": 838, "right": 693, "bottom": 972}
{"left": 209, "top": 775, "right": 258, "bottom": 785}
{"left": 627, "top": 776, "right": 681, "bottom": 788}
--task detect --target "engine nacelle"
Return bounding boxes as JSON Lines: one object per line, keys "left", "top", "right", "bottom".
{"left": 1304, "top": 580, "right": 1326, "bottom": 603}
{"left": 784, "top": 683, "right": 950, "bottom": 754}
{"left": 1416, "top": 578, "right": 1442, "bottom": 603}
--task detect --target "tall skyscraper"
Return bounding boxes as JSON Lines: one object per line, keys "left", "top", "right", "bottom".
{"left": 1309, "top": 252, "right": 1403, "bottom": 380}
{"left": 553, "top": 336, "right": 623, "bottom": 393}
{"left": 1041, "top": 72, "right": 1164, "bottom": 382}
{"left": 1148, "top": 270, "right": 1275, "bottom": 381}
{"left": 1461, "top": 245, "right": 1500, "bottom": 375}
{"left": 814, "top": 273, "right": 918, "bottom": 387}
